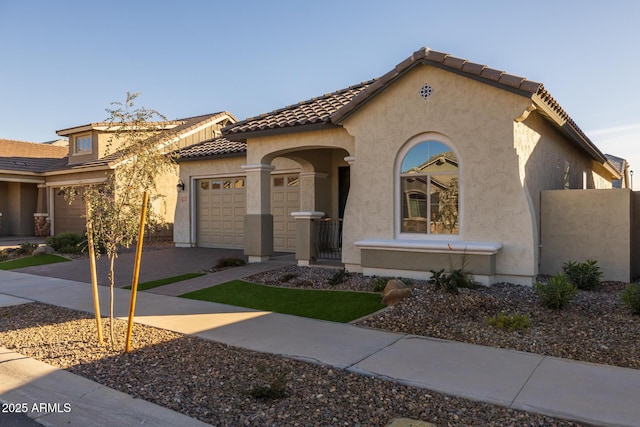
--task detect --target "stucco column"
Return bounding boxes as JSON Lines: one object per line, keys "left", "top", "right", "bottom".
{"left": 291, "top": 211, "right": 324, "bottom": 266}
{"left": 242, "top": 163, "right": 276, "bottom": 263}
{"left": 298, "top": 172, "right": 329, "bottom": 212}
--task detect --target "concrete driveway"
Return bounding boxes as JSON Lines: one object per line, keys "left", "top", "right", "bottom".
{"left": 12, "top": 247, "right": 246, "bottom": 288}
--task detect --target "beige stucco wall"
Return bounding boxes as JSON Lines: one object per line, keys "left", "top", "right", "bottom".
{"left": 340, "top": 64, "right": 539, "bottom": 282}
{"left": 514, "top": 111, "right": 613, "bottom": 273}
{"left": 246, "top": 127, "right": 355, "bottom": 165}
{"left": 540, "top": 189, "right": 631, "bottom": 282}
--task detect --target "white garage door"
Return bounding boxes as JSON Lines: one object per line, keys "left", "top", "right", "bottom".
{"left": 272, "top": 174, "right": 299, "bottom": 252}
{"left": 197, "top": 177, "right": 245, "bottom": 248}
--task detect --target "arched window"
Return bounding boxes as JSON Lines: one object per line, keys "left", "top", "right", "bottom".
{"left": 400, "top": 140, "right": 459, "bottom": 235}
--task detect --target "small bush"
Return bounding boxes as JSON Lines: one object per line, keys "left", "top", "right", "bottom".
{"left": 279, "top": 273, "right": 298, "bottom": 282}
{"left": 247, "top": 365, "right": 290, "bottom": 400}
{"left": 17, "top": 242, "right": 38, "bottom": 255}
{"left": 486, "top": 313, "right": 531, "bottom": 332}
{"left": 622, "top": 283, "right": 640, "bottom": 315}
{"left": 429, "top": 268, "right": 478, "bottom": 295}
{"left": 328, "top": 269, "right": 349, "bottom": 286}
{"left": 562, "top": 259, "right": 602, "bottom": 291}
{"left": 534, "top": 274, "right": 577, "bottom": 310}
{"left": 214, "top": 257, "right": 246, "bottom": 269}
{"left": 372, "top": 277, "right": 388, "bottom": 293}
{"left": 45, "top": 232, "right": 85, "bottom": 254}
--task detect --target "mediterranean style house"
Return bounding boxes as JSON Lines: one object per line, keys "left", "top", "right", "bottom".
{"left": 0, "top": 112, "right": 236, "bottom": 237}
{"left": 174, "top": 47, "right": 624, "bottom": 285}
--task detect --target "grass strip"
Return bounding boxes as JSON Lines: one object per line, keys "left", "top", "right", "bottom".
{"left": 180, "top": 280, "right": 385, "bottom": 323}
{"left": 0, "top": 254, "right": 71, "bottom": 270}
{"left": 124, "top": 272, "right": 206, "bottom": 291}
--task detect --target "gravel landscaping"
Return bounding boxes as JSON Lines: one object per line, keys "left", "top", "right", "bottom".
{"left": 4, "top": 263, "right": 635, "bottom": 425}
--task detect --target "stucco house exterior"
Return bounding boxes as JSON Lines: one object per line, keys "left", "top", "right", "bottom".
{"left": 0, "top": 139, "right": 68, "bottom": 235}
{"left": 174, "top": 47, "right": 621, "bottom": 285}
{"left": 0, "top": 112, "right": 236, "bottom": 237}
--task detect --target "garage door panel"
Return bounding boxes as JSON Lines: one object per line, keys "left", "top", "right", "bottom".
{"left": 272, "top": 174, "right": 300, "bottom": 252}
{"left": 197, "top": 177, "right": 246, "bottom": 249}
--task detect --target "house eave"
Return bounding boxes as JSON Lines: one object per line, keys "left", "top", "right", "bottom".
{"left": 224, "top": 122, "right": 339, "bottom": 141}
{"left": 532, "top": 96, "right": 608, "bottom": 164}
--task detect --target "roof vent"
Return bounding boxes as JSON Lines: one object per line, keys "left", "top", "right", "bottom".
{"left": 419, "top": 83, "right": 433, "bottom": 100}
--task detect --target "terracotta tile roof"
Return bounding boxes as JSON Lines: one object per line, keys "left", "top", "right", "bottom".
{"left": 223, "top": 81, "right": 374, "bottom": 137}
{"left": 175, "top": 136, "right": 246, "bottom": 160}
{"left": 223, "top": 47, "right": 607, "bottom": 164}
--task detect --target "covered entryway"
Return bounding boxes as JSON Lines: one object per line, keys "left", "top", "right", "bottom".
{"left": 196, "top": 177, "right": 246, "bottom": 248}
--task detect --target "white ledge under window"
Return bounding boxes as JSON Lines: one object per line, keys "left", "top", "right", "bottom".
{"left": 354, "top": 239, "right": 502, "bottom": 255}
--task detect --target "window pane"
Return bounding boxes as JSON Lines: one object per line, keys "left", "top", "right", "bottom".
{"left": 200, "top": 181, "right": 209, "bottom": 190}
{"left": 431, "top": 175, "right": 458, "bottom": 234}
{"left": 287, "top": 176, "right": 299, "bottom": 187}
{"left": 400, "top": 140, "right": 459, "bottom": 235}
{"left": 401, "top": 176, "right": 428, "bottom": 233}
{"left": 235, "top": 178, "right": 245, "bottom": 189}
{"left": 402, "top": 141, "right": 457, "bottom": 174}
{"left": 211, "top": 180, "right": 221, "bottom": 189}
{"left": 223, "top": 180, "right": 232, "bottom": 189}
{"left": 273, "top": 177, "right": 284, "bottom": 187}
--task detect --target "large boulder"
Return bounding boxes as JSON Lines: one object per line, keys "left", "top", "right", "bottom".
{"left": 382, "top": 279, "right": 411, "bottom": 306}
{"left": 33, "top": 245, "right": 55, "bottom": 256}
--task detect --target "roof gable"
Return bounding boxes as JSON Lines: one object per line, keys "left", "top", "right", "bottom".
{"left": 223, "top": 46, "right": 610, "bottom": 166}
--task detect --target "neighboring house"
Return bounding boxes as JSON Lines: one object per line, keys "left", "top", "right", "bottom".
{"left": 0, "top": 139, "right": 68, "bottom": 235}
{"left": 0, "top": 112, "right": 236, "bottom": 237}
{"left": 174, "top": 47, "right": 621, "bottom": 285}
{"left": 605, "top": 154, "right": 631, "bottom": 189}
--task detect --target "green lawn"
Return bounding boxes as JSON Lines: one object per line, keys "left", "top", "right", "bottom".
{"left": 180, "top": 280, "right": 385, "bottom": 323}
{"left": 0, "top": 254, "right": 71, "bottom": 270}
{"left": 124, "top": 272, "right": 206, "bottom": 291}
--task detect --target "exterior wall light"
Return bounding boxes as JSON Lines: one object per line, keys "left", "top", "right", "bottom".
{"left": 177, "top": 179, "right": 185, "bottom": 192}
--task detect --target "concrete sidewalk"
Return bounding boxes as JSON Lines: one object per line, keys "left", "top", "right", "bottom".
{"left": 1, "top": 269, "right": 640, "bottom": 427}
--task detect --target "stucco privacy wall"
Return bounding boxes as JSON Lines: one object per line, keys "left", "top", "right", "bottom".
{"left": 340, "top": 64, "right": 538, "bottom": 282}
{"left": 514, "top": 111, "right": 614, "bottom": 271}
{"left": 540, "top": 189, "right": 632, "bottom": 282}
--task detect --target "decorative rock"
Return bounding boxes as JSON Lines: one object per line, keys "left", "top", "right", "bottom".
{"left": 32, "top": 245, "right": 55, "bottom": 256}
{"left": 382, "top": 279, "right": 411, "bottom": 306}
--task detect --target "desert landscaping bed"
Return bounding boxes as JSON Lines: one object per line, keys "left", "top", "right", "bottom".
{"left": 3, "top": 263, "right": 636, "bottom": 425}
{"left": 1, "top": 303, "right": 585, "bottom": 426}
{"left": 249, "top": 266, "right": 640, "bottom": 370}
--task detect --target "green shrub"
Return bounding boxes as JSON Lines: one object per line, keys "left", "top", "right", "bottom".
{"left": 45, "top": 232, "right": 85, "bottom": 254}
{"left": 622, "top": 283, "right": 640, "bottom": 315}
{"left": 372, "top": 277, "right": 388, "bottom": 293}
{"left": 562, "top": 259, "right": 602, "bottom": 291}
{"left": 214, "top": 257, "right": 246, "bottom": 269}
{"left": 17, "top": 242, "right": 38, "bottom": 255}
{"left": 429, "top": 268, "right": 478, "bottom": 295}
{"left": 279, "top": 273, "right": 298, "bottom": 282}
{"left": 247, "top": 365, "right": 290, "bottom": 400}
{"left": 486, "top": 312, "right": 531, "bottom": 332}
{"left": 328, "top": 269, "right": 349, "bottom": 286}
{"left": 534, "top": 274, "right": 577, "bottom": 310}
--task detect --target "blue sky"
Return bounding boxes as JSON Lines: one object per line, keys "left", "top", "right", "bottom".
{"left": 1, "top": 0, "right": 639, "bottom": 176}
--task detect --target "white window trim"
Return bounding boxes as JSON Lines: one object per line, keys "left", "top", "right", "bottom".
{"left": 395, "top": 132, "right": 463, "bottom": 241}
{"left": 73, "top": 133, "right": 93, "bottom": 155}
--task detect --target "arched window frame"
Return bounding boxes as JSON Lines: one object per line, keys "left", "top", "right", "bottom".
{"left": 395, "top": 132, "right": 462, "bottom": 240}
